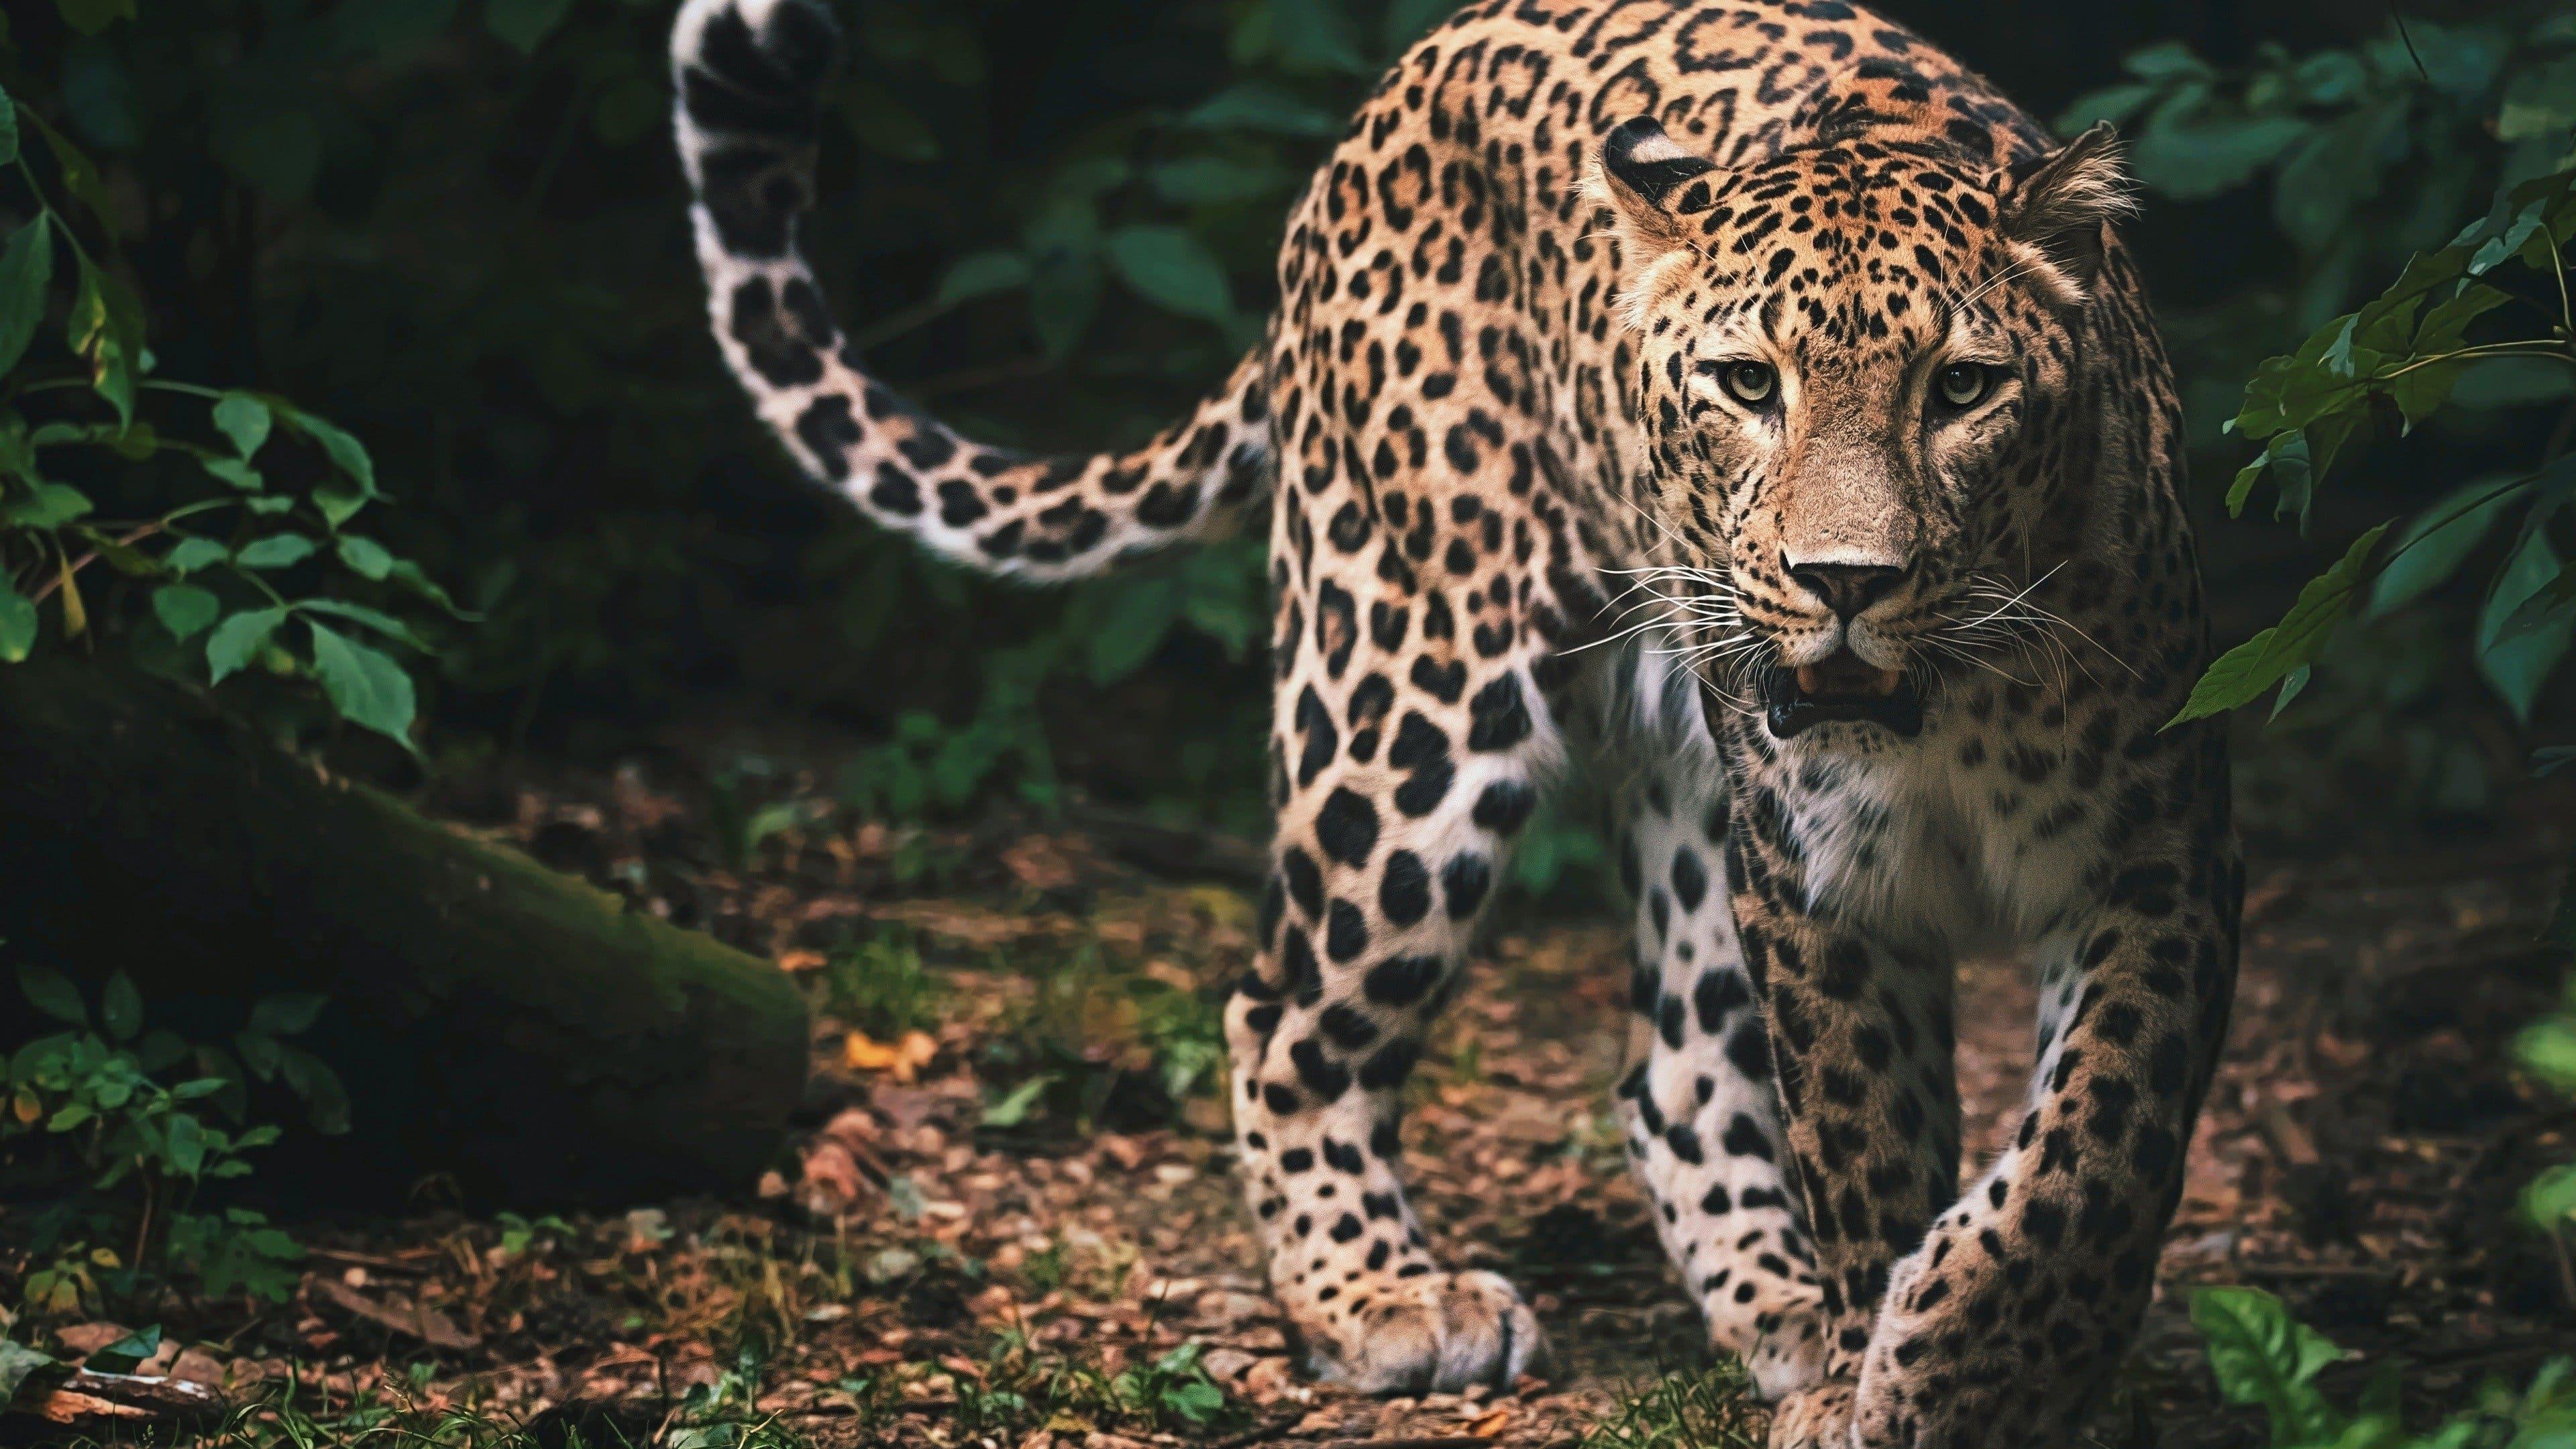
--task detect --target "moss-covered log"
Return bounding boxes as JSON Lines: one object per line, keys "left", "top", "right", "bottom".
{"left": 0, "top": 658, "right": 809, "bottom": 1206}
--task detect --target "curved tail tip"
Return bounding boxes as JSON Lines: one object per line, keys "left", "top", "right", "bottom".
{"left": 670, "top": 0, "right": 840, "bottom": 87}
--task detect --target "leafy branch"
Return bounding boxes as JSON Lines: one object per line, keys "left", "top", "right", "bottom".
{"left": 2170, "top": 160, "right": 2576, "bottom": 727}
{"left": 0, "top": 83, "right": 459, "bottom": 749}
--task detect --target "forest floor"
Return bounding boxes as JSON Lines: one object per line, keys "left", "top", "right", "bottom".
{"left": 9, "top": 757, "right": 2574, "bottom": 1449}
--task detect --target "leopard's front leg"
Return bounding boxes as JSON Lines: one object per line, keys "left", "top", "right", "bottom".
{"left": 1721, "top": 814, "right": 1963, "bottom": 1446}
{"left": 1224, "top": 541, "right": 1568, "bottom": 1392}
{"left": 1852, "top": 825, "right": 2241, "bottom": 1449}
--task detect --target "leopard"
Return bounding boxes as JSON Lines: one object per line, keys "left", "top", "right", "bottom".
{"left": 669, "top": 1, "right": 2243, "bottom": 1444}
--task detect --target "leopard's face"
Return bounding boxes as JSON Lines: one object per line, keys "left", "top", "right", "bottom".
{"left": 1597, "top": 119, "right": 2131, "bottom": 742}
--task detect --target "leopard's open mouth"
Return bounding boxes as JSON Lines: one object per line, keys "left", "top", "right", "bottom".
{"left": 1760, "top": 651, "right": 1925, "bottom": 739}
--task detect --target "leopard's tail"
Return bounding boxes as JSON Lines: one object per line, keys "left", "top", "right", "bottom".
{"left": 670, "top": 0, "right": 1271, "bottom": 582}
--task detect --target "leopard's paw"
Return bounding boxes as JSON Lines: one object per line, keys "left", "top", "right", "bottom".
{"left": 1298, "top": 1270, "right": 1544, "bottom": 1394}
{"left": 1767, "top": 1379, "right": 1857, "bottom": 1449}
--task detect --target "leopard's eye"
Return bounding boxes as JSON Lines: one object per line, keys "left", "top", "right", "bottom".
{"left": 1935, "top": 363, "right": 1993, "bottom": 411}
{"left": 1721, "top": 361, "right": 1778, "bottom": 407}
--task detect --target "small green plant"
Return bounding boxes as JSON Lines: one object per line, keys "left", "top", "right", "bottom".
{"left": 818, "top": 929, "right": 946, "bottom": 1042}
{"left": 2520, "top": 882, "right": 2576, "bottom": 1273}
{"left": 1582, "top": 1358, "right": 1764, "bottom": 1449}
{"left": 979, "top": 942, "right": 1228, "bottom": 1131}
{"left": 2192, "top": 1285, "right": 2576, "bottom": 1446}
{"left": 0, "top": 83, "right": 458, "bottom": 749}
{"left": 492, "top": 1212, "right": 578, "bottom": 1260}
{"left": 665, "top": 1340, "right": 804, "bottom": 1449}
{"left": 951, "top": 1328, "right": 1238, "bottom": 1437}
{"left": 1107, "top": 1341, "right": 1232, "bottom": 1430}
{"left": 4, "top": 962, "right": 337, "bottom": 1312}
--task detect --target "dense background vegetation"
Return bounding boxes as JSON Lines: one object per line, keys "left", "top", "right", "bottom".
{"left": 1, "top": 2, "right": 2572, "bottom": 1444}
{"left": 0, "top": 0, "right": 2566, "bottom": 857}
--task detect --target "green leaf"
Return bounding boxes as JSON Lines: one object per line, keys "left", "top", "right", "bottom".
{"left": 2190, "top": 1286, "right": 2346, "bottom": 1445}
{"left": 18, "top": 963, "right": 87, "bottom": 1026}
{"left": 275, "top": 1046, "right": 351, "bottom": 1133}
{"left": 164, "top": 537, "right": 229, "bottom": 574}
{"left": 2499, "top": 55, "right": 2576, "bottom": 141}
{"left": 206, "top": 606, "right": 288, "bottom": 684}
{"left": 85, "top": 1326, "right": 158, "bottom": 1376}
{"left": 1105, "top": 225, "right": 1234, "bottom": 323}
{"left": 0, "top": 1340, "right": 60, "bottom": 1405}
{"left": 248, "top": 991, "right": 329, "bottom": 1036}
{"left": 1087, "top": 578, "right": 1181, "bottom": 683}
{"left": 335, "top": 534, "right": 396, "bottom": 580}
{"left": 2121, "top": 40, "right": 2215, "bottom": 82}
{"left": 0, "top": 578, "right": 36, "bottom": 663}
{"left": 201, "top": 456, "right": 264, "bottom": 492}
{"left": 0, "top": 84, "right": 17, "bottom": 169}
{"left": 277, "top": 405, "right": 377, "bottom": 498}
{"left": 2054, "top": 83, "right": 2159, "bottom": 134}
{"left": 26, "top": 107, "right": 113, "bottom": 230}
{"left": 1269, "top": 0, "right": 1368, "bottom": 75}
{"left": 235, "top": 534, "right": 318, "bottom": 570}
{"left": 1183, "top": 82, "right": 1342, "bottom": 136}
{"left": 2133, "top": 113, "right": 2309, "bottom": 201}
{"left": 234, "top": 1029, "right": 282, "bottom": 1079}
{"left": 2526, "top": 1163, "right": 2576, "bottom": 1235}
{"left": 152, "top": 584, "right": 221, "bottom": 641}
{"left": 1148, "top": 158, "right": 1293, "bottom": 205}
{"left": 0, "top": 218, "right": 54, "bottom": 380}
{"left": 1028, "top": 253, "right": 1102, "bottom": 360}
{"left": 2518, "top": 1018, "right": 2576, "bottom": 1094}
{"left": 166, "top": 1112, "right": 206, "bottom": 1177}
{"left": 2475, "top": 530, "right": 2572, "bottom": 725}
{"left": 2367, "top": 477, "right": 2522, "bottom": 618}
{"left": 932, "top": 250, "right": 1032, "bottom": 307}
{"left": 980, "top": 1072, "right": 1056, "bottom": 1128}
{"left": 213, "top": 392, "right": 273, "bottom": 460}
{"left": 2170, "top": 521, "right": 2391, "bottom": 724}
{"left": 486, "top": 0, "right": 577, "bottom": 52}
{"left": 2227, "top": 431, "right": 2311, "bottom": 517}
{"left": 306, "top": 619, "right": 418, "bottom": 747}
{"left": 99, "top": 970, "right": 140, "bottom": 1042}
{"left": 66, "top": 253, "right": 142, "bottom": 429}
{"left": 0, "top": 480, "right": 95, "bottom": 529}
{"left": 297, "top": 597, "right": 427, "bottom": 649}
{"left": 2269, "top": 103, "right": 2402, "bottom": 253}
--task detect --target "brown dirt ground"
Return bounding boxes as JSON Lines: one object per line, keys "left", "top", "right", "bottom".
{"left": 12, "top": 763, "right": 2573, "bottom": 1449}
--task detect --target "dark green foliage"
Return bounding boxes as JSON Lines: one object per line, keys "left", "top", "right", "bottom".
{"left": 3, "top": 960, "right": 339, "bottom": 1315}
{"left": 2190, "top": 1286, "right": 2576, "bottom": 1447}
{"left": 2073, "top": 11, "right": 2573, "bottom": 819}
{"left": 1582, "top": 1358, "right": 1764, "bottom": 1449}
{"left": 0, "top": 78, "right": 454, "bottom": 749}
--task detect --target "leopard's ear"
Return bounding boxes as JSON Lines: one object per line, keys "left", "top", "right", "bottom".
{"left": 1593, "top": 117, "right": 1721, "bottom": 255}
{"left": 2000, "top": 122, "right": 2135, "bottom": 303}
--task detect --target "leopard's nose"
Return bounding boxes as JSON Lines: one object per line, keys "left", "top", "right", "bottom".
{"left": 1786, "top": 560, "right": 1906, "bottom": 621}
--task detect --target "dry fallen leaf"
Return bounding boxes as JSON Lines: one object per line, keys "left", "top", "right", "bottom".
{"left": 307, "top": 1281, "right": 479, "bottom": 1351}
{"left": 52, "top": 1323, "right": 136, "bottom": 1356}
{"left": 844, "top": 1028, "right": 938, "bottom": 1082}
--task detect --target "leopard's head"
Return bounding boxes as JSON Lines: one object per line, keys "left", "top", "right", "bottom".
{"left": 1593, "top": 115, "right": 2134, "bottom": 743}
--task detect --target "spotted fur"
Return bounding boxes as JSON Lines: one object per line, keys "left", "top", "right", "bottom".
{"left": 672, "top": 3, "right": 2240, "bottom": 1444}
